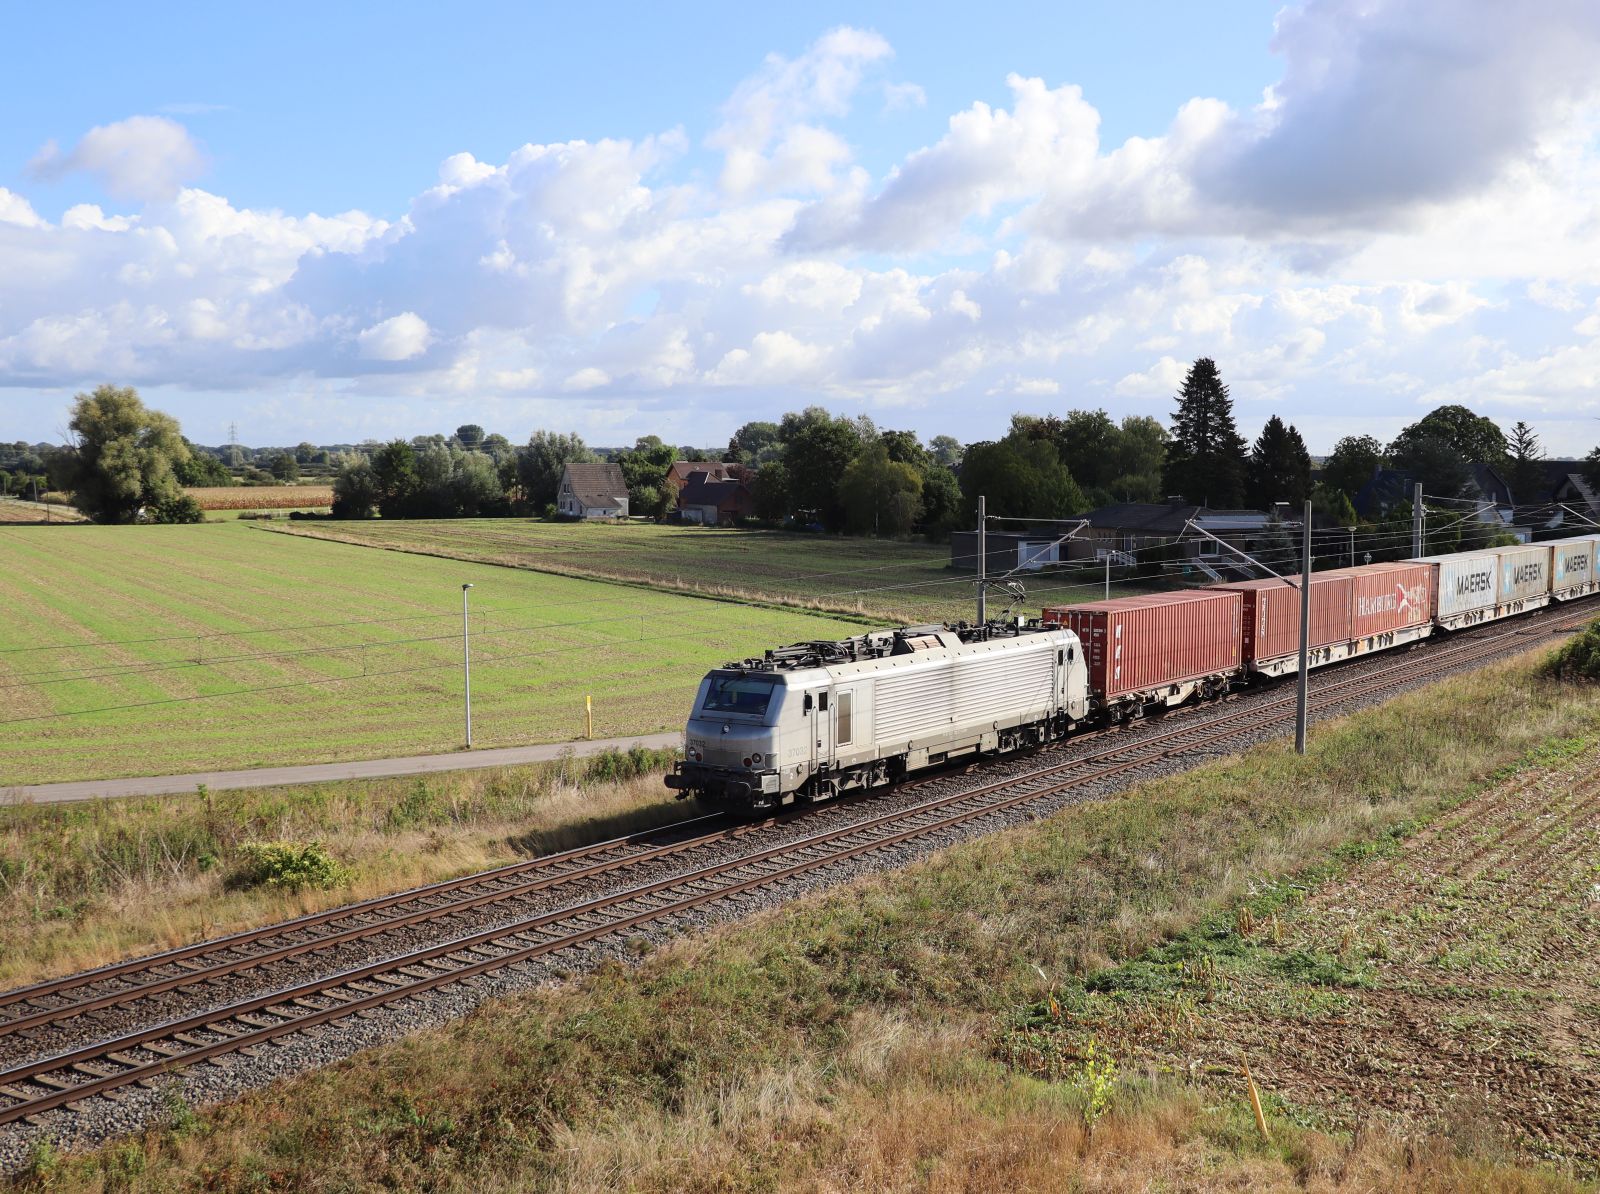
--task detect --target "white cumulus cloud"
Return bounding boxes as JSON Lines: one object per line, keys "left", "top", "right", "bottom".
{"left": 29, "top": 116, "right": 207, "bottom": 201}
{"left": 357, "top": 313, "right": 432, "bottom": 360}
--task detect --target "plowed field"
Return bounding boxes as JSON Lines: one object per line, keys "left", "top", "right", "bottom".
{"left": 1079, "top": 741, "right": 1600, "bottom": 1169}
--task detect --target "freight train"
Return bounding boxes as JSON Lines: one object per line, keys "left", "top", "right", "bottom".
{"left": 665, "top": 535, "right": 1598, "bottom": 811}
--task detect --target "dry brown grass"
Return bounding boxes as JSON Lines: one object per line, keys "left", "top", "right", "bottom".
{"left": 0, "top": 753, "right": 681, "bottom": 986}
{"left": 0, "top": 498, "right": 88, "bottom": 524}
{"left": 185, "top": 485, "right": 333, "bottom": 510}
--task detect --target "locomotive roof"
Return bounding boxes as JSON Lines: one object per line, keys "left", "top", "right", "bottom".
{"left": 717, "top": 621, "right": 1061, "bottom": 673}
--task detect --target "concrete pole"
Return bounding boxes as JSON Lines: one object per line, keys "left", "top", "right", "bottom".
{"left": 1296, "top": 500, "right": 1312, "bottom": 756}
{"left": 1104, "top": 552, "right": 1110, "bottom": 600}
{"left": 976, "top": 495, "right": 987, "bottom": 625}
{"left": 461, "top": 583, "right": 474, "bottom": 748}
{"left": 1412, "top": 481, "right": 1424, "bottom": 558}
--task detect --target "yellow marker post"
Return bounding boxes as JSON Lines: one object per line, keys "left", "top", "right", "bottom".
{"left": 586, "top": 694, "right": 593, "bottom": 739}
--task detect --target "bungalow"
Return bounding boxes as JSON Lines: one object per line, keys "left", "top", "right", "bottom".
{"left": 557, "top": 462, "right": 630, "bottom": 519}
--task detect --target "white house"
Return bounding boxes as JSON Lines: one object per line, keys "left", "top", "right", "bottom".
{"left": 557, "top": 462, "right": 630, "bottom": 519}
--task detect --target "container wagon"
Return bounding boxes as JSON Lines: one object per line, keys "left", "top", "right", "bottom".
{"left": 1046, "top": 590, "right": 1242, "bottom": 719}
{"left": 1408, "top": 552, "right": 1498, "bottom": 630}
{"left": 1489, "top": 544, "right": 1551, "bottom": 615}
{"left": 1315, "top": 562, "right": 1434, "bottom": 655}
{"left": 1548, "top": 536, "right": 1599, "bottom": 600}
{"left": 1209, "top": 573, "right": 1354, "bottom": 677}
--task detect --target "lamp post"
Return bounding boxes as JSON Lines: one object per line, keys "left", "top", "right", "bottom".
{"left": 461, "top": 583, "right": 474, "bottom": 748}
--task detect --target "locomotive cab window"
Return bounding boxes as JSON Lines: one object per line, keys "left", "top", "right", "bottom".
{"left": 702, "top": 674, "right": 778, "bottom": 717}
{"left": 836, "top": 691, "right": 853, "bottom": 745}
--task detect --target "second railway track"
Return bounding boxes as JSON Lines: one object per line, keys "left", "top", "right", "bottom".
{"left": 0, "top": 598, "right": 1589, "bottom": 1131}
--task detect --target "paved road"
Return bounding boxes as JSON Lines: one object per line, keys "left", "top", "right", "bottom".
{"left": 0, "top": 733, "right": 682, "bottom": 806}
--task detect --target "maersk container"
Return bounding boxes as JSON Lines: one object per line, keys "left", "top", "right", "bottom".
{"left": 1054, "top": 590, "right": 1242, "bottom": 701}
{"left": 1410, "top": 553, "right": 1497, "bottom": 621}
{"left": 1489, "top": 544, "right": 1551, "bottom": 604}
{"left": 1549, "top": 536, "right": 1599, "bottom": 596}
{"left": 1320, "top": 562, "right": 1432, "bottom": 638}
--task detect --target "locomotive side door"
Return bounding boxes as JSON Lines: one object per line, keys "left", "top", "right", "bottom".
{"left": 811, "top": 688, "right": 832, "bottom": 776}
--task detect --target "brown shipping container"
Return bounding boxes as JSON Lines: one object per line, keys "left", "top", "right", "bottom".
{"left": 1210, "top": 574, "right": 1355, "bottom": 665}
{"left": 1321, "top": 563, "right": 1432, "bottom": 638}
{"left": 1054, "top": 590, "right": 1242, "bottom": 701}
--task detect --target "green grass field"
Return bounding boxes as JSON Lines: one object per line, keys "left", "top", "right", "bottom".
{"left": 267, "top": 519, "right": 1157, "bottom": 623}
{"left": 0, "top": 524, "right": 858, "bottom": 785}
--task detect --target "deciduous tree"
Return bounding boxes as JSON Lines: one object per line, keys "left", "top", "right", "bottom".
{"left": 56, "top": 385, "right": 192, "bottom": 523}
{"left": 1389, "top": 405, "right": 1507, "bottom": 465}
{"left": 1322, "top": 435, "right": 1384, "bottom": 504}
{"left": 838, "top": 442, "right": 923, "bottom": 536}
{"left": 958, "top": 435, "right": 1086, "bottom": 520}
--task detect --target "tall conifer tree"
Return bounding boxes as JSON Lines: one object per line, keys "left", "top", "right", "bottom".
{"left": 1246, "top": 415, "right": 1313, "bottom": 509}
{"left": 1162, "top": 357, "right": 1248, "bottom": 507}
{"left": 1504, "top": 421, "right": 1545, "bottom": 505}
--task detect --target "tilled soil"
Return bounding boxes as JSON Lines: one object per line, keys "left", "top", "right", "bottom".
{"left": 1097, "top": 743, "right": 1600, "bottom": 1170}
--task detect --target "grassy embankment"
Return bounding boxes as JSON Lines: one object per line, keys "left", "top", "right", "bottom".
{"left": 0, "top": 748, "right": 679, "bottom": 988}
{"left": 267, "top": 518, "right": 1164, "bottom": 625}
{"left": 16, "top": 643, "right": 1599, "bottom": 1190}
{"left": 0, "top": 523, "right": 856, "bottom": 784}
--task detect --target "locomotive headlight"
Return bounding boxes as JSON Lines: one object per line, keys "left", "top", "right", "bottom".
{"left": 751, "top": 751, "right": 763, "bottom": 765}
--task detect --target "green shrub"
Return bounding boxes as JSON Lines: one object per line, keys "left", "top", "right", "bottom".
{"left": 1542, "top": 620, "right": 1600, "bottom": 682}
{"left": 148, "top": 494, "right": 204, "bottom": 524}
{"left": 230, "top": 841, "right": 351, "bottom": 892}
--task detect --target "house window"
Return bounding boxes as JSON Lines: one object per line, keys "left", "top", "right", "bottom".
{"left": 836, "top": 691, "right": 852, "bottom": 745}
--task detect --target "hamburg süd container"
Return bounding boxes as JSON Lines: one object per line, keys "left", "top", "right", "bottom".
{"left": 1549, "top": 537, "right": 1599, "bottom": 597}
{"left": 1209, "top": 574, "right": 1354, "bottom": 666}
{"left": 1409, "top": 553, "right": 1497, "bottom": 623}
{"left": 1050, "top": 590, "right": 1242, "bottom": 702}
{"left": 1320, "top": 562, "right": 1432, "bottom": 639}
{"left": 1489, "top": 544, "right": 1551, "bottom": 605}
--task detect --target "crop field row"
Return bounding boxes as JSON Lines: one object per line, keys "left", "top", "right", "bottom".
{"left": 0, "top": 524, "right": 856, "bottom": 785}
{"left": 185, "top": 485, "right": 334, "bottom": 510}
{"left": 267, "top": 519, "right": 1160, "bottom": 623}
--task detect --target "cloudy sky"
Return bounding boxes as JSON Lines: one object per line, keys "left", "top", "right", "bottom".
{"left": 3, "top": 0, "right": 1600, "bottom": 454}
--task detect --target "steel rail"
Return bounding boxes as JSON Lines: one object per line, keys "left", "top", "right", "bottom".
{"left": 0, "top": 812, "right": 732, "bottom": 1017}
{"left": 0, "top": 597, "right": 1588, "bottom": 1125}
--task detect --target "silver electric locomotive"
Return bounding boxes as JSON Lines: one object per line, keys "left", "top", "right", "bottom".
{"left": 665, "top": 622, "right": 1090, "bottom": 811}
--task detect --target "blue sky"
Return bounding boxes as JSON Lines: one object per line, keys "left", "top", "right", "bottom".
{"left": 3, "top": 1, "right": 1600, "bottom": 454}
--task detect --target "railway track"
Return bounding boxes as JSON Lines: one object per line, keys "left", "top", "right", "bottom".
{"left": 0, "top": 599, "right": 1589, "bottom": 1128}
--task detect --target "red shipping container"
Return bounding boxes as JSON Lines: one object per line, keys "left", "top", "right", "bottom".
{"left": 1320, "top": 563, "right": 1432, "bottom": 638}
{"left": 1052, "top": 590, "right": 1242, "bottom": 700}
{"left": 1210, "top": 574, "right": 1354, "bottom": 665}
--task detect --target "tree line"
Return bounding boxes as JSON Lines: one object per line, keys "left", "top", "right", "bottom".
{"left": 25, "top": 375, "right": 1600, "bottom": 532}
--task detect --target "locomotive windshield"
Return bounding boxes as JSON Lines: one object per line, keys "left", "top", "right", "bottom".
{"left": 701, "top": 674, "right": 778, "bottom": 716}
